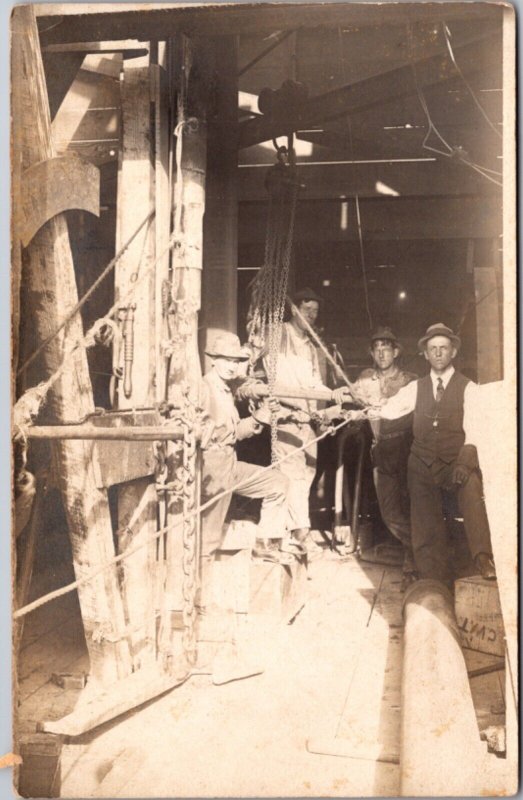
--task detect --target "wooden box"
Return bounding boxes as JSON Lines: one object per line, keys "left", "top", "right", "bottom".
{"left": 454, "top": 576, "right": 505, "bottom": 657}
{"left": 250, "top": 559, "right": 308, "bottom": 623}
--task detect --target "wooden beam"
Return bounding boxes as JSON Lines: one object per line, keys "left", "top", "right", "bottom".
{"left": 202, "top": 36, "right": 239, "bottom": 364}
{"left": 37, "top": 2, "right": 502, "bottom": 45}
{"left": 474, "top": 267, "right": 502, "bottom": 382}
{"left": 238, "top": 32, "right": 501, "bottom": 148}
{"left": 239, "top": 196, "right": 502, "bottom": 242}
{"left": 13, "top": 5, "right": 133, "bottom": 686}
{"left": 238, "top": 160, "right": 497, "bottom": 202}
{"left": 114, "top": 59, "right": 159, "bottom": 671}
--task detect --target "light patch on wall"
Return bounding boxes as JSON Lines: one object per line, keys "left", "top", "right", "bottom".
{"left": 398, "top": 291, "right": 407, "bottom": 300}
{"left": 322, "top": 279, "right": 331, "bottom": 287}
{"left": 375, "top": 181, "right": 400, "bottom": 197}
{"left": 238, "top": 91, "right": 260, "bottom": 114}
{"left": 340, "top": 195, "right": 348, "bottom": 231}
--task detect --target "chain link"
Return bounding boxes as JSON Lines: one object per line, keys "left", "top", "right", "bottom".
{"left": 247, "top": 146, "right": 299, "bottom": 464}
{"left": 180, "top": 389, "right": 198, "bottom": 666}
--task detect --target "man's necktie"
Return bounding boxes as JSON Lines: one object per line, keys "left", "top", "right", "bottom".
{"left": 435, "top": 377, "right": 444, "bottom": 402}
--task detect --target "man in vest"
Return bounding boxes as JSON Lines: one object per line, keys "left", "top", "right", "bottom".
{"left": 375, "top": 323, "right": 496, "bottom": 586}
{"left": 352, "top": 328, "right": 417, "bottom": 583}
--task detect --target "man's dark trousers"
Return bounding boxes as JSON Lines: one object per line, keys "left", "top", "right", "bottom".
{"left": 408, "top": 453, "right": 492, "bottom": 585}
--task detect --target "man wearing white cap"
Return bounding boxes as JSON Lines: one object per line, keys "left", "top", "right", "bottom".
{"left": 373, "top": 323, "right": 496, "bottom": 586}
{"left": 199, "top": 332, "right": 289, "bottom": 611}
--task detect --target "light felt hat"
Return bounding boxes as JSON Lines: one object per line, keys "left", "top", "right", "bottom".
{"left": 205, "top": 332, "right": 250, "bottom": 360}
{"left": 417, "top": 323, "right": 461, "bottom": 353}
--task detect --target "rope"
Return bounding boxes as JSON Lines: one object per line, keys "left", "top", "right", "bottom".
{"left": 13, "top": 416, "right": 354, "bottom": 621}
{"left": 17, "top": 212, "right": 155, "bottom": 377}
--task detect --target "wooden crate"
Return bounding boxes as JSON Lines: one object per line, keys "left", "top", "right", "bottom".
{"left": 455, "top": 576, "right": 505, "bottom": 657}
{"left": 250, "top": 559, "right": 308, "bottom": 623}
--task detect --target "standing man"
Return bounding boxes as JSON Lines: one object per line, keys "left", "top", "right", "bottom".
{"left": 352, "top": 328, "right": 417, "bottom": 582}
{"left": 199, "top": 332, "right": 290, "bottom": 612}
{"left": 375, "top": 323, "right": 496, "bottom": 586}
{"left": 270, "top": 287, "right": 349, "bottom": 556}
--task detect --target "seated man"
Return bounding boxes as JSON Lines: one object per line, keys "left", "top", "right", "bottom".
{"left": 352, "top": 327, "right": 417, "bottom": 583}
{"left": 198, "top": 332, "right": 290, "bottom": 612}
{"left": 373, "top": 323, "right": 496, "bottom": 586}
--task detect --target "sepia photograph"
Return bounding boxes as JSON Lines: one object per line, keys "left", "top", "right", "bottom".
{"left": 10, "top": 1, "right": 517, "bottom": 797}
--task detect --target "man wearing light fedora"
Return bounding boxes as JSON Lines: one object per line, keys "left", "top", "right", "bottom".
{"left": 199, "top": 332, "right": 290, "bottom": 611}
{"left": 374, "top": 323, "right": 496, "bottom": 586}
{"left": 353, "top": 327, "right": 418, "bottom": 584}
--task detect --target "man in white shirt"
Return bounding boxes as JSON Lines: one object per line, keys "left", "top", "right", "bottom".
{"left": 270, "top": 288, "right": 348, "bottom": 556}
{"left": 376, "top": 323, "right": 495, "bottom": 586}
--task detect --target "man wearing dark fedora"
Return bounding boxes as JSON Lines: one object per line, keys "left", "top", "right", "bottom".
{"left": 375, "top": 323, "right": 496, "bottom": 586}
{"left": 353, "top": 327, "right": 418, "bottom": 583}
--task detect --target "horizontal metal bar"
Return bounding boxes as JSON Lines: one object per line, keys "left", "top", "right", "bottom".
{"left": 25, "top": 425, "right": 187, "bottom": 441}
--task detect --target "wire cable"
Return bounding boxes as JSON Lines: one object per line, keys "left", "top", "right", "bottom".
{"left": 442, "top": 22, "right": 502, "bottom": 141}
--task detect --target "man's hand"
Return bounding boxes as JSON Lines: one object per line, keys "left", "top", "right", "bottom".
{"left": 366, "top": 406, "right": 382, "bottom": 420}
{"left": 452, "top": 463, "right": 472, "bottom": 487}
{"left": 331, "top": 387, "right": 352, "bottom": 405}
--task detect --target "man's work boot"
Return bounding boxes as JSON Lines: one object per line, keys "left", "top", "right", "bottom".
{"left": 474, "top": 552, "right": 497, "bottom": 581}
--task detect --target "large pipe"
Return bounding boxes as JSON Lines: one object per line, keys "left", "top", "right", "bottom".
{"left": 401, "top": 579, "right": 490, "bottom": 796}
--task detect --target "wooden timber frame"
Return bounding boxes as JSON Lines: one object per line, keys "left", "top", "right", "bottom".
{"left": 11, "top": 7, "right": 219, "bottom": 738}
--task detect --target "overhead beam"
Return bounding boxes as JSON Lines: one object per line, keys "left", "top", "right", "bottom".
{"left": 238, "top": 160, "right": 498, "bottom": 201}
{"left": 239, "top": 196, "right": 502, "bottom": 242}
{"left": 37, "top": 2, "right": 502, "bottom": 44}
{"left": 238, "top": 32, "right": 501, "bottom": 148}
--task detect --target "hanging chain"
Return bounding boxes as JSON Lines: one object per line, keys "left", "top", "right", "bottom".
{"left": 247, "top": 143, "right": 300, "bottom": 464}
{"left": 180, "top": 390, "right": 198, "bottom": 667}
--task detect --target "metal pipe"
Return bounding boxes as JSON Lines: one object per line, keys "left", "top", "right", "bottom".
{"left": 401, "top": 579, "right": 489, "bottom": 795}
{"left": 25, "top": 424, "right": 186, "bottom": 441}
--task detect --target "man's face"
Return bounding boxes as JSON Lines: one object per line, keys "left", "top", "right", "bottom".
{"left": 213, "top": 356, "right": 241, "bottom": 382}
{"left": 424, "top": 336, "right": 457, "bottom": 372}
{"left": 293, "top": 300, "right": 320, "bottom": 331}
{"left": 371, "top": 339, "right": 398, "bottom": 371}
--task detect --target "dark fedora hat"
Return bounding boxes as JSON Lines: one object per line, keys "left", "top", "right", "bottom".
{"left": 369, "top": 326, "right": 400, "bottom": 347}
{"left": 417, "top": 323, "right": 461, "bottom": 352}
{"left": 291, "top": 287, "right": 322, "bottom": 306}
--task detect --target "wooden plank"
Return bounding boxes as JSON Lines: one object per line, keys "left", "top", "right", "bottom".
{"left": 238, "top": 160, "right": 495, "bottom": 202}
{"left": 39, "top": 663, "right": 188, "bottom": 737}
{"left": 37, "top": 3, "right": 502, "bottom": 44}
{"left": 13, "top": 5, "right": 132, "bottom": 687}
{"left": 114, "top": 60, "right": 158, "bottom": 670}
{"left": 239, "top": 196, "right": 502, "bottom": 243}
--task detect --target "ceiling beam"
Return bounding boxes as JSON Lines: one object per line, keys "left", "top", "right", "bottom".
{"left": 238, "top": 160, "right": 499, "bottom": 202}
{"left": 238, "top": 32, "right": 500, "bottom": 148}
{"left": 238, "top": 196, "right": 502, "bottom": 242}
{"left": 37, "top": 3, "right": 501, "bottom": 45}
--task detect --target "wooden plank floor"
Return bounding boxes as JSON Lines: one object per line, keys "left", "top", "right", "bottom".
{"left": 16, "top": 542, "right": 501, "bottom": 797}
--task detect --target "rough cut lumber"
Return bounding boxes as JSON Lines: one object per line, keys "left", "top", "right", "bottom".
{"left": 114, "top": 59, "right": 159, "bottom": 670}
{"left": 13, "top": 4, "right": 132, "bottom": 686}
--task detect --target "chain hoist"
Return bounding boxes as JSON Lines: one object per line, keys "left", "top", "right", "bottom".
{"left": 247, "top": 136, "right": 301, "bottom": 463}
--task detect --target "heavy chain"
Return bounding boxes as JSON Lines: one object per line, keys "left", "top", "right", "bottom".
{"left": 180, "top": 391, "right": 198, "bottom": 666}
{"left": 247, "top": 145, "right": 299, "bottom": 463}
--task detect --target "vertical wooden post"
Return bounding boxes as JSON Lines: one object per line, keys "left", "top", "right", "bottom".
{"left": 158, "top": 35, "right": 209, "bottom": 668}
{"left": 12, "top": 6, "right": 132, "bottom": 685}
{"left": 114, "top": 57, "right": 169, "bottom": 669}
{"left": 202, "top": 36, "right": 239, "bottom": 367}
{"left": 474, "top": 266, "right": 502, "bottom": 383}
